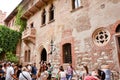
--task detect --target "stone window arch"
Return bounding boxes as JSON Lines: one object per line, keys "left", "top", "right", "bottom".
{"left": 41, "top": 9, "right": 46, "bottom": 25}
{"left": 28, "top": 50, "right": 30, "bottom": 62}
{"left": 62, "top": 43, "right": 72, "bottom": 63}
{"left": 49, "top": 4, "right": 55, "bottom": 21}
{"left": 116, "top": 24, "right": 120, "bottom": 33}
{"left": 41, "top": 48, "right": 47, "bottom": 61}
{"left": 92, "top": 28, "right": 110, "bottom": 46}
{"left": 114, "top": 23, "right": 120, "bottom": 71}
{"left": 24, "top": 51, "right": 27, "bottom": 62}
{"left": 72, "top": 0, "right": 82, "bottom": 9}
{"left": 24, "top": 50, "right": 31, "bottom": 62}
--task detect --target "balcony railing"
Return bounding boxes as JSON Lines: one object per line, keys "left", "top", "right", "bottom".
{"left": 22, "top": 28, "right": 36, "bottom": 40}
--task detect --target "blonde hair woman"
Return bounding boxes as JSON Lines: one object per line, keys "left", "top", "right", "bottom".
{"left": 37, "top": 66, "right": 48, "bottom": 80}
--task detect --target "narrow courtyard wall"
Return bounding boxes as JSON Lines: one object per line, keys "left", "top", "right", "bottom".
{"left": 20, "top": 0, "right": 120, "bottom": 79}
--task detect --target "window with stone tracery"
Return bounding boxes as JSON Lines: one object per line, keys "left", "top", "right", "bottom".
{"left": 92, "top": 28, "right": 110, "bottom": 46}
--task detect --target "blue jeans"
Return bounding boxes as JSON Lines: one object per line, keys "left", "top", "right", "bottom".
{"left": 66, "top": 75, "right": 73, "bottom": 80}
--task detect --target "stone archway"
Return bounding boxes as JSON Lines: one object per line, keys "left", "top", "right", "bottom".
{"left": 41, "top": 48, "right": 47, "bottom": 61}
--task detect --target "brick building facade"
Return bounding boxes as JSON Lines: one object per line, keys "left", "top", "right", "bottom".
{"left": 4, "top": 0, "right": 120, "bottom": 79}
{"left": 0, "top": 10, "right": 6, "bottom": 25}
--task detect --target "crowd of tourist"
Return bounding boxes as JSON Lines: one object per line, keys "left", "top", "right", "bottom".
{"left": 0, "top": 61, "right": 111, "bottom": 80}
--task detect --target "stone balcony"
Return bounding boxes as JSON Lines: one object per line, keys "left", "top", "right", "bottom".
{"left": 22, "top": 28, "right": 36, "bottom": 44}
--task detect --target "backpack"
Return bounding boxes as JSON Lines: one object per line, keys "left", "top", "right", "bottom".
{"left": 98, "top": 69, "right": 105, "bottom": 80}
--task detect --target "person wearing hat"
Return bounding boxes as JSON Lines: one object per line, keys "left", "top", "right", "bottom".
{"left": 19, "top": 67, "right": 32, "bottom": 80}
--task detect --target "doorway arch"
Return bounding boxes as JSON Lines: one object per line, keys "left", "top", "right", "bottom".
{"left": 41, "top": 48, "right": 47, "bottom": 61}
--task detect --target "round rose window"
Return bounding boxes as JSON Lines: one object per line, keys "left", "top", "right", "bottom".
{"left": 92, "top": 28, "right": 110, "bottom": 46}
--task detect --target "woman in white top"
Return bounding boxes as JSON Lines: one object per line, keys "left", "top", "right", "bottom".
{"left": 19, "top": 67, "right": 32, "bottom": 80}
{"left": 58, "top": 66, "right": 67, "bottom": 80}
{"left": 37, "top": 65, "right": 48, "bottom": 80}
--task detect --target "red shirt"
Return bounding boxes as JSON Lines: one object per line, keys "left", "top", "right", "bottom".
{"left": 84, "top": 76, "right": 99, "bottom": 80}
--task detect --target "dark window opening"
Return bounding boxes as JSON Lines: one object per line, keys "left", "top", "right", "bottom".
{"left": 28, "top": 50, "right": 30, "bottom": 62}
{"left": 49, "top": 4, "right": 54, "bottom": 21}
{"left": 24, "top": 50, "right": 30, "bottom": 62}
{"left": 24, "top": 51, "right": 27, "bottom": 62}
{"left": 41, "top": 48, "right": 47, "bottom": 61}
{"left": 72, "top": 0, "right": 81, "bottom": 9}
{"left": 41, "top": 9, "right": 46, "bottom": 25}
{"left": 116, "top": 24, "right": 120, "bottom": 33}
{"left": 63, "top": 43, "right": 72, "bottom": 63}
{"left": 117, "top": 37, "right": 120, "bottom": 66}
{"left": 30, "top": 23, "right": 34, "bottom": 28}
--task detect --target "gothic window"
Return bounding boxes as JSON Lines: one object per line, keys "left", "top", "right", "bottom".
{"left": 24, "top": 50, "right": 30, "bottom": 62}
{"left": 92, "top": 28, "right": 110, "bottom": 46}
{"left": 30, "top": 22, "right": 34, "bottom": 28}
{"left": 49, "top": 4, "right": 55, "bottom": 21}
{"left": 41, "top": 48, "right": 47, "bottom": 61}
{"left": 63, "top": 43, "right": 72, "bottom": 63}
{"left": 116, "top": 24, "right": 120, "bottom": 48}
{"left": 116, "top": 24, "right": 120, "bottom": 33}
{"left": 24, "top": 51, "right": 27, "bottom": 62}
{"left": 118, "top": 37, "right": 120, "bottom": 48}
{"left": 72, "top": 0, "right": 81, "bottom": 9}
{"left": 41, "top": 9, "right": 46, "bottom": 25}
{"left": 28, "top": 50, "right": 30, "bottom": 62}
{"left": 115, "top": 24, "right": 120, "bottom": 67}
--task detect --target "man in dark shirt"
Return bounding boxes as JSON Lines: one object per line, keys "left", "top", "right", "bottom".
{"left": 0, "top": 64, "right": 5, "bottom": 80}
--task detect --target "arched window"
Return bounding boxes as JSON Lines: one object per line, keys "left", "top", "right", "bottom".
{"left": 116, "top": 24, "right": 120, "bottom": 33}
{"left": 49, "top": 4, "right": 54, "bottom": 21}
{"left": 72, "top": 0, "right": 81, "bottom": 9}
{"left": 28, "top": 50, "right": 30, "bottom": 62}
{"left": 41, "top": 48, "right": 47, "bottom": 61}
{"left": 24, "top": 50, "right": 31, "bottom": 62}
{"left": 24, "top": 51, "right": 27, "bottom": 62}
{"left": 41, "top": 9, "right": 46, "bottom": 25}
{"left": 115, "top": 24, "right": 120, "bottom": 67}
{"left": 62, "top": 43, "right": 72, "bottom": 63}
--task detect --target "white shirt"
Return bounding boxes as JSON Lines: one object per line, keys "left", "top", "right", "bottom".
{"left": 59, "top": 71, "right": 66, "bottom": 78}
{"left": 38, "top": 71, "right": 48, "bottom": 80}
{"left": 27, "top": 65, "right": 32, "bottom": 74}
{"left": 5, "top": 66, "right": 14, "bottom": 80}
{"left": 19, "top": 71, "right": 32, "bottom": 80}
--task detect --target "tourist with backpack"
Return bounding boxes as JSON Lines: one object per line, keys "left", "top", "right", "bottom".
{"left": 19, "top": 67, "right": 32, "bottom": 80}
